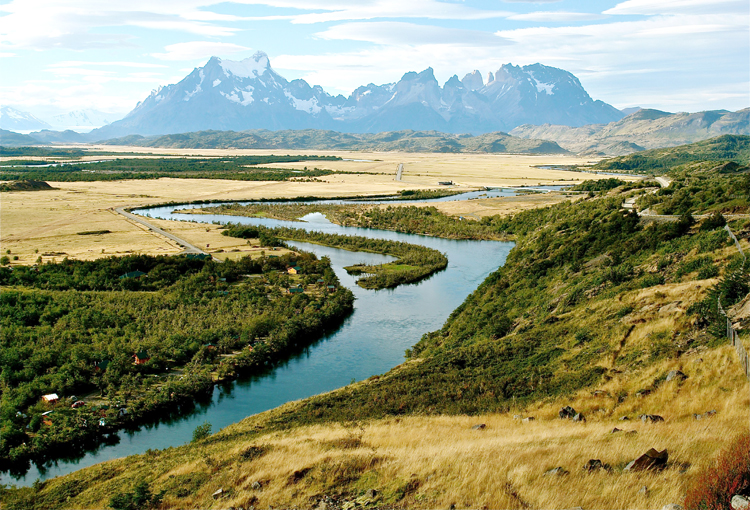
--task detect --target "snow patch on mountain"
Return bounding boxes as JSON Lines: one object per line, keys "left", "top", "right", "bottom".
{"left": 535, "top": 81, "right": 555, "bottom": 95}
{"left": 285, "top": 91, "right": 322, "bottom": 114}
{"left": 220, "top": 52, "right": 270, "bottom": 79}
{"left": 184, "top": 83, "right": 202, "bottom": 101}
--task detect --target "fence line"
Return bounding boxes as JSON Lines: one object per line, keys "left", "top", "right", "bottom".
{"left": 725, "top": 224, "right": 746, "bottom": 262}
{"left": 718, "top": 307, "right": 750, "bottom": 381}
{"left": 718, "top": 224, "right": 750, "bottom": 383}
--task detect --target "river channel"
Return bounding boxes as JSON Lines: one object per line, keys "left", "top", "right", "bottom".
{"left": 2, "top": 201, "right": 516, "bottom": 486}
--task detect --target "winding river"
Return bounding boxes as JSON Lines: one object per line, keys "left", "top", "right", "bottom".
{"left": 2, "top": 199, "right": 517, "bottom": 486}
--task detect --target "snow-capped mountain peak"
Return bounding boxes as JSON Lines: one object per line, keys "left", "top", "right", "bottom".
{"left": 91, "top": 52, "right": 624, "bottom": 138}
{"left": 0, "top": 106, "right": 52, "bottom": 131}
{"left": 218, "top": 51, "right": 272, "bottom": 79}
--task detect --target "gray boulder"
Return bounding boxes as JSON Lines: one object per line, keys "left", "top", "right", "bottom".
{"left": 559, "top": 406, "right": 577, "bottom": 419}
{"left": 665, "top": 370, "right": 687, "bottom": 382}
{"left": 573, "top": 412, "right": 586, "bottom": 422}
{"left": 582, "top": 459, "right": 609, "bottom": 472}
{"left": 544, "top": 466, "right": 569, "bottom": 476}
{"left": 640, "top": 414, "right": 664, "bottom": 423}
{"left": 732, "top": 495, "right": 750, "bottom": 510}
{"left": 471, "top": 423, "right": 486, "bottom": 430}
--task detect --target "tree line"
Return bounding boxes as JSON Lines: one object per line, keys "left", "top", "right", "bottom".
{"left": 0, "top": 252, "right": 353, "bottom": 473}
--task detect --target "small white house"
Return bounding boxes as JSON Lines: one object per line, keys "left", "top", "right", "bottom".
{"left": 42, "top": 393, "right": 59, "bottom": 404}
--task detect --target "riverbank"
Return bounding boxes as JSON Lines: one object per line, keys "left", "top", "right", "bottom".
{"left": 0, "top": 251, "right": 355, "bottom": 475}
{"left": 225, "top": 224, "right": 450, "bottom": 289}
{"left": 7, "top": 183, "right": 749, "bottom": 508}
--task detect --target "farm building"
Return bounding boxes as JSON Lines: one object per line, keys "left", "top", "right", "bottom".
{"left": 42, "top": 393, "right": 59, "bottom": 404}
{"left": 134, "top": 351, "right": 150, "bottom": 365}
{"left": 94, "top": 359, "right": 110, "bottom": 372}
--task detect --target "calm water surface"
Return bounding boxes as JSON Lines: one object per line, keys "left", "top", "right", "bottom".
{"left": 3, "top": 207, "right": 514, "bottom": 486}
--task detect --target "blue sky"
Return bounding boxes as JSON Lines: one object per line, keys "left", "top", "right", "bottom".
{"left": 0, "top": 0, "right": 748, "bottom": 120}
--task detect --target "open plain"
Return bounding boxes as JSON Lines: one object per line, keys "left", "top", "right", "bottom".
{"left": 0, "top": 150, "right": 631, "bottom": 264}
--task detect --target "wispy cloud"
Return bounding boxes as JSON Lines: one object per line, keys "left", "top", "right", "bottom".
{"left": 316, "top": 22, "right": 509, "bottom": 47}
{"left": 604, "top": 0, "right": 748, "bottom": 15}
{"left": 48, "top": 61, "right": 168, "bottom": 69}
{"left": 0, "top": 1, "right": 241, "bottom": 50}
{"left": 507, "top": 11, "right": 605, "bottom": 22}
{"left": 152, "top": 41, "right": 252, "bottom": 61}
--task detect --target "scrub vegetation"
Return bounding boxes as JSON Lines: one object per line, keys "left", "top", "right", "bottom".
{"left": 221, "top": 224, "right": 448, "bottom": 289}
{"left": 2, "top": 135, "right": 750, "bottom": 508}
{"left": 0, "top": 252, "right": 354, "bottom": 473}
{"left": 0, "top": 155, "right": 342, "bottom": 182}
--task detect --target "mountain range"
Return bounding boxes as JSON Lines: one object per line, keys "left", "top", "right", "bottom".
{"left": 90, "top": 51, "right": 624, "bottom": 139}
{"left": 0, "top": 106, "right": 113, "bottom": 132}
{"left": 0, "top": 106, "right": 52, "bottom": 131}
{"left": 510, "top": 108, "right": 750, "bottom": 155}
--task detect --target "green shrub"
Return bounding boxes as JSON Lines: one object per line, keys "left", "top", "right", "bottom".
{"left": 697, "top": 264, "right": 719, "bottom": 280}
{"left": 700, "top": 211, "right": 727, "bottom": 231}
{"left": 191, "top": 422, "right": 212, "bottom": 443}
{"left": 109, "top": 481, "right": 164, "bottom": 510}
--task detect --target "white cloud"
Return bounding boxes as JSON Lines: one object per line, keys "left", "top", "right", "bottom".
{"left": 605, "top": 0, "right": 748, "bottom": 15}
{"left": 316, "top": 22, "right": 510, "bottom": 47}
{"left": 48, "top": 61, "right": 168, "bottom": 69}
{"left": 0, "top": 0, "right": 241, "bottom": 50}
{"left": 491, "top": 12, "right": 749, "bottom": 110}
{"left": 152, "top": 41, "right": 252, "bottom": 61}
{"left": 507, "top": 11, "right": 605, "bottom": 22}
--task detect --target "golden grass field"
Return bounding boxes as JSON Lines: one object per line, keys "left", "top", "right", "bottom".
{"left": 24, "top": 237, "right": 749, "bottom": 509}
{"left": 2, "top": 150, "right": 748, "bottom": 509}
{"left": 0, "top": 150, "right": 634, "bottom": 264}
{"left": 56, "top": 334, "right": 749, "bottom": 509}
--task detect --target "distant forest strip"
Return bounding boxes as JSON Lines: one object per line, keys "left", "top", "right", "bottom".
{"left": 202, "top": 203, "right": 506, "bottom": 240}
{"left": 570, "top": 178, "right": 660, "bottom": 192}
{"left": 99, "top": 129, "right": 568, "bottom": 154}
{"left": 0, "top": 147, "right": 87, "bottom": 158}
{"left": 0, "top": 155, "right": 344, "bottom": 182}
{"left": 0, "top": 253, "right": 353, "bottom": 471}
{"left": 222, "top": 224, "right": 448, "bottom": 289}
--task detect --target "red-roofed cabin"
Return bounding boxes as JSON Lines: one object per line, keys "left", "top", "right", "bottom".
{"left": 134, "top": 351, "right": 150, "bottom": 365}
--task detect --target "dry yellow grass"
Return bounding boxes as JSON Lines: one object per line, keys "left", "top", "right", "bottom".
{"left": 147, "top": 218, "right": 295, "bottom": 260}
{"left": 431, "top": 192, "right": 582, "bottom": 218}
{"left": 60, "top": 343, "right": 746, "bottom": 510}
{"left": 1, "top": 151, "right": 626, "bottom": 264}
